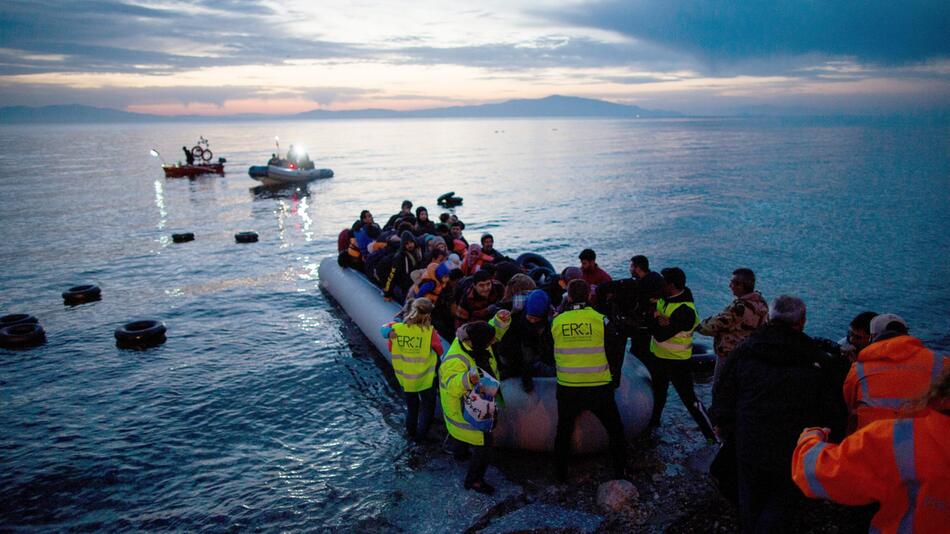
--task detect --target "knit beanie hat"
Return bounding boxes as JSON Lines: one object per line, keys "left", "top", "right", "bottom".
{"left": 466, "top": 321, "right": 496, "bottom": 350}
{"left": 436, "top": 261, "right": 450, "bottom": 280}
{"left": 400, "top": 231, "right": 415, "bottom": 247}
{"left": 525, "top": 289, "right": 551, "bottom": 319}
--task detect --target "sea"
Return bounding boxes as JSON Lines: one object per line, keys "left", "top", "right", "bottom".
{"left": 1, "top": 117, "right": 948, "bottom": 531}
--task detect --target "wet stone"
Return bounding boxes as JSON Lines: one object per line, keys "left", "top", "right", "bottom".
{"left": 385, "top": 456, "right": 521, "bottom": 533}
{"left": 478, "top": 503, "right": 603, "bottom": 534}
{"left": 596, "top": 479, "right": 639, "bottom": 513}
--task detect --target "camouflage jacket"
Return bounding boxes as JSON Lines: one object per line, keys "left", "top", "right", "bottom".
{"left": 698, "top": 291, "right": 769, "bottom": 358}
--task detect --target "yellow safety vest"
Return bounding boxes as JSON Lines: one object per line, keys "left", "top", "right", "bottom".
{"left": 650, "top": 299, "right": 699, "bottom": 360}
{"left": 438, "top": 316, "right": 509, "bottom": 446}
{"left": 391, "top": 323, "right": 436, "bottom": 392}
{"left": 551, "top": 306, "right": 611, "bottom": 387}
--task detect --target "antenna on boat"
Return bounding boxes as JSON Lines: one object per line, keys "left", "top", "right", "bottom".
{"left": 149, "top": 149, "right": 166, "bottom": 165}
{"left": 274, "top": 136, "right": 280, "bottom": 156}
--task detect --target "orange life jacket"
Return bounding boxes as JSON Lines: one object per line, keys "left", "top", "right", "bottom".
{"left": 792, "top": 409, "right": 950, "bottom": 534}
{"left": 843, "top": 336, "right": 946, "bottom": 432}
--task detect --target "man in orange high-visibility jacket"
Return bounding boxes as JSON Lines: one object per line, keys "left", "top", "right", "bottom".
{"left": 843, "top": 313, "right": 947, "bottom": 432}
{"left": 792, "top": 402, "right": 950, "bottom": 533}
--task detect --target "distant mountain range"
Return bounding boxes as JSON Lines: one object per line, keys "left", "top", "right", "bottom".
{"left": 0, "top": 95, "right": 682, "bottom": 124}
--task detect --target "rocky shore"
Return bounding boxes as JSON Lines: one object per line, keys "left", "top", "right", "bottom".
{"left": 370, "top": 379, "right": 872, "bottom": 533}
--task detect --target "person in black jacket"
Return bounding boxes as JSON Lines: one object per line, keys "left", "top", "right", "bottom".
{"left": 382, "top": 231, "right": 421, "bottom": 303}
{"left": 711, "top": 295, "right": 841, "bottom": 534}
{"left": 495, "top": 289, "right": 556, "bottom": 392}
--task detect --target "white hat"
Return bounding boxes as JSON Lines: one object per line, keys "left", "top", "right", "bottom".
{"left": 869, "top": 313, "right": 909, "bottom": 340}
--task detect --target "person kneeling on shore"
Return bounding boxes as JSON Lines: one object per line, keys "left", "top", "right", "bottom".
{"left": 381, "top": 298, "right": 444, "bottom": 443}
{"left": 439, "top": 311, "right": 511, "bottom": 494}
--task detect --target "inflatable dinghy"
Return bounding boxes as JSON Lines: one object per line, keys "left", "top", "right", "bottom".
{"left": 319, "top": 257, "right": 654, "bottom": 452}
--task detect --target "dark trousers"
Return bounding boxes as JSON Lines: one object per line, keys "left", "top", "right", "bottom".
{"left": 736, "top": 461, "right": 802, "bottom": 534}
{"left": 554, "top": 384, "right": 627, "bottom": 479}
{"left": 403, "top": 387, "right": 436, "bottom": 440}
{"left": 645, "top": 354, "right": 716, "bottom": 440}
{"left": 465, "top": 433, "right": 492, "bottom": 485}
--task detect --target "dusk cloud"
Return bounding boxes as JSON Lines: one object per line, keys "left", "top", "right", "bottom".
{"left": 547, "top": 1, "right": 950, "bottom": 69}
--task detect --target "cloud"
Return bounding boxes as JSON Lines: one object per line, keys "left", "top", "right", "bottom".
{"left": 546, "top": 1, "right": 950, "bottom": 69}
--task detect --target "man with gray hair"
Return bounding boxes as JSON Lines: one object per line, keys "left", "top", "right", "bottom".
{"left": 711, "top": 295, "right": 840, "bottom": 533}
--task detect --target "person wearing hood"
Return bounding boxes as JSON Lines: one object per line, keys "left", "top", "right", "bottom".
{"left": 382, "top": 231, "right": 422, "bottom": 303}
{"left": 381, "top": 298, "right": 445, "bottom": 443}
{"left": 495, "top": 289, "right": 556, "bottom": 393}
{"left": 646, "top": 267, "right": 717, "bottom": 441}
{"left": 439, "top": 311, "right": 512, "bottom": 494}
{"left": 698, "top": 268, "right": 769, "bottom": 387}
{"left": 711, "top": 295, "right": 844, "bottom": 534}
{"left": 843, "top": 313, "right": 946, "bottom": 433}
{"left": 413, "top": 206, "right": 437, "bottom": 236}
{"left": 461, "top": 243, "right": 494, "bottom": 275}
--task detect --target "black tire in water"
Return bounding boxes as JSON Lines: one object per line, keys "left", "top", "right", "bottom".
{"left": 235, "top": 231, "right": 259, "bottom": 243}
{"left": 0, "top": 314, "right": 39, "bottom": 328}
{"left": 527, "top": 266, "right": 556, "bottom": 287}
{"left": 0, "top": 322, "right": 46, "bottom": 348}
{"left": 115, "top": 320, "right": 167, "bottom": 348}
{"left": 172, "top": 232, "right": 195, "bottom": 243}
{"left": 62, "top": 284, "right": 102, "bottom": 305}
{"left": 516, "top": 253, "right": 555, "bottom": 273}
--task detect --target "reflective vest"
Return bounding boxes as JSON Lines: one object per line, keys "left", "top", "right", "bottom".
{"left": 438, "top": 316, "right": 508, "bottom": 446}
{"left": 551, "top": 306, "right": 611, "bottom": 387}
{"left": 844, "top": 335, "right": 945, "bottom": 431}
{"left": 390, "top": 323, "right": 436, "bottom": 393}
{"left": 792, "top": 409, "right": 950, "bottom": 534}
{"left": 650, "top": 298, "right": 699, "bottom": 360}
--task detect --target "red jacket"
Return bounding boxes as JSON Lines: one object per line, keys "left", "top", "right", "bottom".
{"left": 843, "top": 335, "right": 945, "bottom": 432}
{"left": 792, "top": 409, "right": 950, "bottom": 534}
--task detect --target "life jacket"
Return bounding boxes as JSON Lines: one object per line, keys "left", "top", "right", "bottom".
{"left": 551, "top": 306, "right": 611, "bottom": 387}
{"left": 793, "top": 409, "right": 950, "bottom": 534}
{"left": 650, "top": 299, "right": 699, "bottom": 360}
{"left": 844, "top": 336, "right": 945, "bottom": 431}
{"left": 390, "top": 323, "right": 436, "bottom": 393}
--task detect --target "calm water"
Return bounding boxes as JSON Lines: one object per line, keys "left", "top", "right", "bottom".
{"left": 1, "top": 117, "right": 948, "bottom": 530}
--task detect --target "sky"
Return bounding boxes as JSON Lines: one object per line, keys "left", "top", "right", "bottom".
{"left": 0, "top": 0, "right": 948, "bottom": 115}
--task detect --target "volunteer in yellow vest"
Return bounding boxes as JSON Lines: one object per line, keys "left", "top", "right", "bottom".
{"left": 439, "top": 310, "right": 511, "bottom": 494}
{"left": 647, "top": 267, "right": 717, "bottom": 441}
{"left": 552, "top": 279, "right": 628, "bottom": 482}
{"left": 381, "top": 298, "right": 444, "bottom": 443}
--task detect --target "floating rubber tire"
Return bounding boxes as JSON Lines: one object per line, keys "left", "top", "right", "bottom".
{"left": 0, "top": 314, "right": 39, "bottom": 328}
{"left": 0, "top": 322, "right": 46, "bottom": 348}
{"left": 527, "top": 266, "right": 556, "bottom": 287}
{"left": 439, "top": 196, "right": 463, "bottom": 207}
{"left": 516, "top": 253, "right": 555, "bottom": 273}
{"left": 690, "top": 342, "right": 715, "bottom": 373}
{"left": 436, "top": 191, "right": 456, "bottom": 204}
{"left": 62, "top": 284, "right": 102, "bottom": 305}
{"left": 235, "top": 231, "right": 259, "bottom": 243}
{"left": 115, "top": 320, "right": 167, "bottom": 348}
{"left": 172, "top": 232, "right": 195, "bottom": 243}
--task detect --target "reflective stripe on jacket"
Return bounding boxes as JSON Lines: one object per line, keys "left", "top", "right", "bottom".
{"left": 438, "top": 315, "right": 508, "bottom": 446}
{"left": 650, "top": 299, "right": 699, "bottom": 360}
{"left": 792, "top": 409, "right": 950, "bottom": 534}
{"left": 390, "top": 322, "right": 436, "bottom": 393}
{"left": 844, "top": 336, "right": 945, "bottom": 431}
{"left": 551, "top": 306, "right": 610, "bottom": 387}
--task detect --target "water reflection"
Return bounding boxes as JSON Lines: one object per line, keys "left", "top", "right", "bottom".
{"left": 249, "top": 184, "right": 311, "bottom": 200}
{"left": 153, "top": 178, "right": 167, "bottom": 232}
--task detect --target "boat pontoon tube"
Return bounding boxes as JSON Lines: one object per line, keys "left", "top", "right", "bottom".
{"left": 318, "top": 257, "right": 654, "bottom": 453}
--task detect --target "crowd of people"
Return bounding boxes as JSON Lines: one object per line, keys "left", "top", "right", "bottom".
{"left": 336, "top": 199, "right": 948, "bottom": 532}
